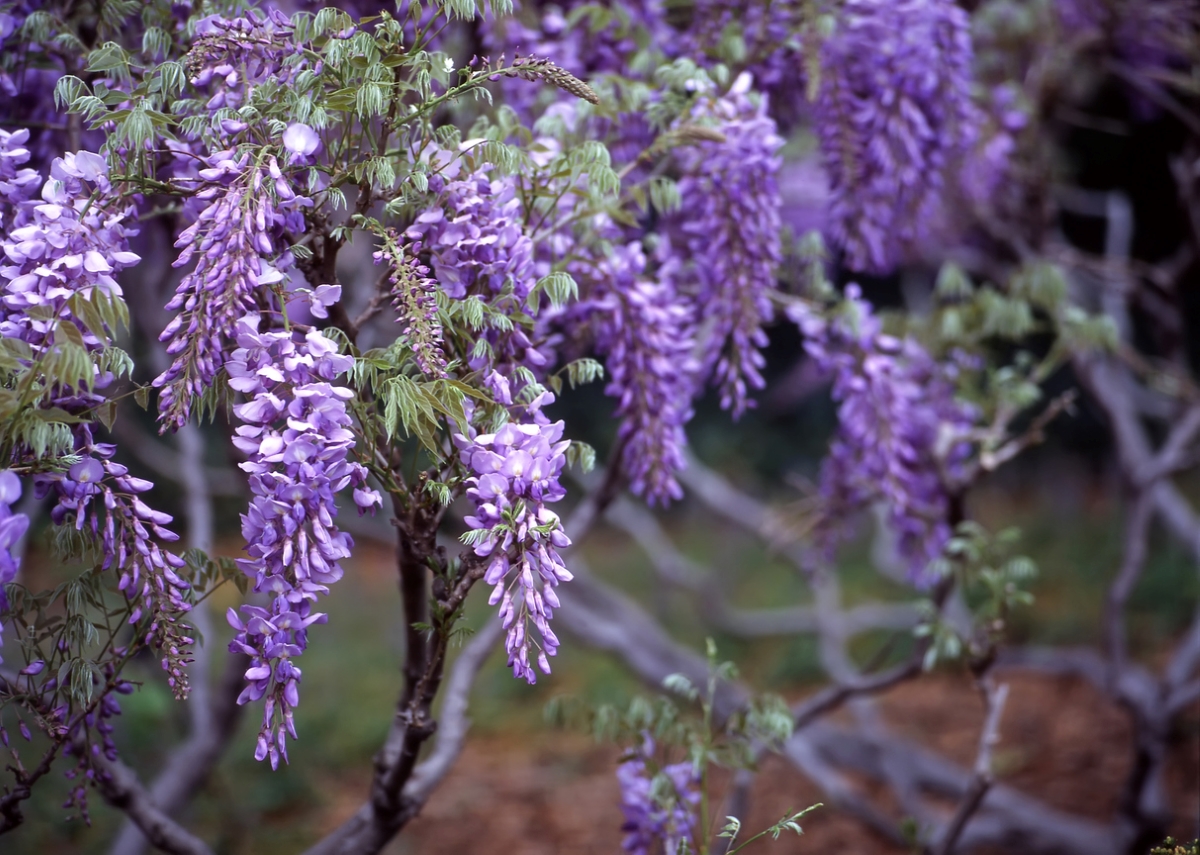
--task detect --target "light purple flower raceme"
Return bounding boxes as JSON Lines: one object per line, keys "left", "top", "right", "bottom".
{"left": 588, "top": 243, "right": 696, "bottom": 505}
{"left": 405, "top": 149, "right": 553, "bottom": 402}
{"left": 814, "top": 0, "right": 978, "bottom": 273}
{"left": 225, "top": 315, "right": 380, "bottom": 767}
{"left": 787, "top": 287, "right": 975, "bottom": 584}
{"left": 457, "top": 397, "right": 571, "bottom": 684}
{"left": 32, "top": 432, "right": 195, "bottom": 695}
{"left": 0, "top": 140, "right": 194, "bottom": 688}
{"left": 0, "top": 470, "right": 30, "bottom": 665}
{"left": 673, "top": 74, "right": 783, "bottom": 416}
{"left": 154, "top": 150, "right": 310, "bottom": 430}
{"left": 617, "top": 736, "right": 701, "bottom": 855}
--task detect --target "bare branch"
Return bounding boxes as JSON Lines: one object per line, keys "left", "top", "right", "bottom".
{"left": 402, "top": 616, "right": 503, "bottom": 805}
{"left": 932, "top": 678, "right": 1010, "bottom": 855}
{"left": 91, "top": 755, "right": 216, "bottom": 855}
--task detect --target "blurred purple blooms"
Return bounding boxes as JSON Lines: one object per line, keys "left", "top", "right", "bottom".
{"left": 457, "top": 399, "right": 572, "bottom": 684}
{"left": 225, "top": 315, "right": 380, "bottom": 767}
{"left": 616, "top": 737, "right": 701, "bottom": 855}
{"left": 815, "top": 0, "right": 978, "bottom": 274}
{"left": 674, "top": 74, "right": 784, "bottom": 416}
{"left": 788, "top": 287, "right": 976, "bottom": 584}
{"left": 589, "top": 243, "right": 695, "bottom": 505}
{"left": 0, "top": 470, "right": 30, "bottom": 665}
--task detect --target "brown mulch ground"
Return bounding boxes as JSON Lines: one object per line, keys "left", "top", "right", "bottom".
{"left": 338, "top": 671, "right": 1200, "bottom": 855}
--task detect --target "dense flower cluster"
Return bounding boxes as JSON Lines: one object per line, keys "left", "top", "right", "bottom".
{"left": 0, "top": 471, "right": 29, "bottom": 665}
{"left": 154, "top": 150, "right": 310, "bottom": 430}
{"left": 0, "top": 139, "right": 194, "bottom": 687}
{"left": 673, "top": 74, "right": 783, "bottom": 416}
{"left": 406, "top": 150, "right": 553, "bottom": 402}
{"left": 225, "top": 315, "right": 380, "bottom": 767}
{"left": 589, "top": 244, "right": 696, "bottom": 505}
{"left": 814, "top": 0, "right": 977, "bottom": 273}
{"left": 0, "top": 149, "right": 140, "bottom": 359}
{"left": 186, "top": 9, "right": 299, "bottom": 112}
{"left": 405, "top": 153, "right": 536, "bottom": 303}
{"left": 788, "top": 287, "right": 976, "bottom": 584}
{"left": 457, "top": 399, "right": 571, "bottom": 683}
{"left": 616, "top": 738, "right": 701, "bottom": 855}
{"left": 375, "top": 239, "right": 448, "bottom": 378}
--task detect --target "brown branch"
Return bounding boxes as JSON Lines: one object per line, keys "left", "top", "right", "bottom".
{"left": 91, "top": 755, "right": 216, "bottom": 855}
{"left": 932, "top": 677, "right": 1010, "bottom": 855}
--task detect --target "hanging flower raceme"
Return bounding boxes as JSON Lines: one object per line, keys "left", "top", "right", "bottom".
{"left": 787, "top": 287, "right": 976, "bottom": 584}
{"left": 406, "top": 149, "right": 552, "bottom": 402}
{"left": 405, "top": 153, "right": 537, "bottom": 303}
{"left": 154, "top": 150, "right": 310, "bottom": 430}
{"left": 672, "top": 74, "right": 783, "bottom": 417}
{"left": 589, "top": 243, "right": 696, "bottom": 505}
{"left": 0, "top": 471, "right": 30, "bottom": 665}
{"left": 814, "top": 0, "right": 977, "bottom": 274}
{"left": 457, "top": 397, "right": 571, "bottom": 684}
{"left": 32, "top": 432, "right": 195, "bottom": 695}
{"left": 616, "top": 736, "right": 701, "bottom": 855}
{"left": 0, "top": 141, "right": 194, "bottom": 689}
{"left": 374, "top": 237, "right": 448, "bottom": 378}
{"left": 225, "top": 315, "right": 380, "bottom": 768}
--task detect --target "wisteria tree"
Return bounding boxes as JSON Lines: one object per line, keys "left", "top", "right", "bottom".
{"left": 1, "top": 1, "right": 1198, "bottom": 854}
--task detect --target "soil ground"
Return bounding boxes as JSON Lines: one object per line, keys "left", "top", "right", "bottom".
{"left": 314, "top": 672, "right": 1200, "bottom": 855}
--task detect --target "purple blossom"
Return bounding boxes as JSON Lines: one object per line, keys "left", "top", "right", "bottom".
{"left": 405, "top": 151, "right": 536, "bottom": 303}
{"left": 225, "top": 315, "right": 379, "bottom": 767}
{"left": 282, "top": 123, "right": 321, "bottom": 165}
{"left": 0, "top": 470, "right": 30, "bottom": 665}
{"left": 617, "top": 737, "right": 701, "bottom": 855}
{"left": 33, "top": 432, "right": 195, "bottom": 695}
{"left": 814, "top": 0, "right": 978, "bottom": 273}
{"left": 673, "top": 74, "right": 783, "bottom": 416}
{"left": 787, "top": 287, "right": 976, "bottom": 584}
{"left": 186, "top": 10, "right": 300, "bottom": 114}
{"left": 588, "top": 243, "right": 696, "bottom": 505}
{"left": 0, "top": 149, "right": 140, "bottom": 360}
{"left": 154, "top": 150, "right": 310, "bottom": 430}
{"left": 456, "top": 397, "right": 571, "bottom": 684}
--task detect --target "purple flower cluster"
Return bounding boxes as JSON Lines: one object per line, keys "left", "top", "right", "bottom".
{"left": 0, "top": 149, "right": 140, "bottom": 361}
{"left": 814, "top": 0, "right": 977, "bottom": 274}
{"left": 0, "top": 129, "right": 40, "bottom": 232}
{"left": 405, "top": 153, "right": 536, "bottom": 303}
{"left": 375, "top": 238, "right": 447, "bottom": 378}
{"left": 673, "top": 74, "right": 783, "bottom": 416}
{"left": 406, "top": 150, "right": 553, "bottom": 402}
{"left": 0, "top": 138, "right": 195, "bottom": 687}
{"left": 154, "top": 150, "right": 310, "bottom": 430}
{"left": 225, "top": 315, "right": 380, "bottom": 767}
{"left": 787, "top": 287, "right": 976, "bottom": 584}
{"left": 457, "top": 399, "right": 571, "bottom": 683}
{"left": 589, "top": 243, "right": 696, "bottom": 505}
{"left": 186, "top": 9, "right": 299, "bottom": 113}
{"left": 33, "top": 432, "right": 195, "bottom": 694}
{"left": 616, "top": 738, "right": 701, "bottom": 855}
{"left": 0, "top": 471, "right": 30, "bottom": 665}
